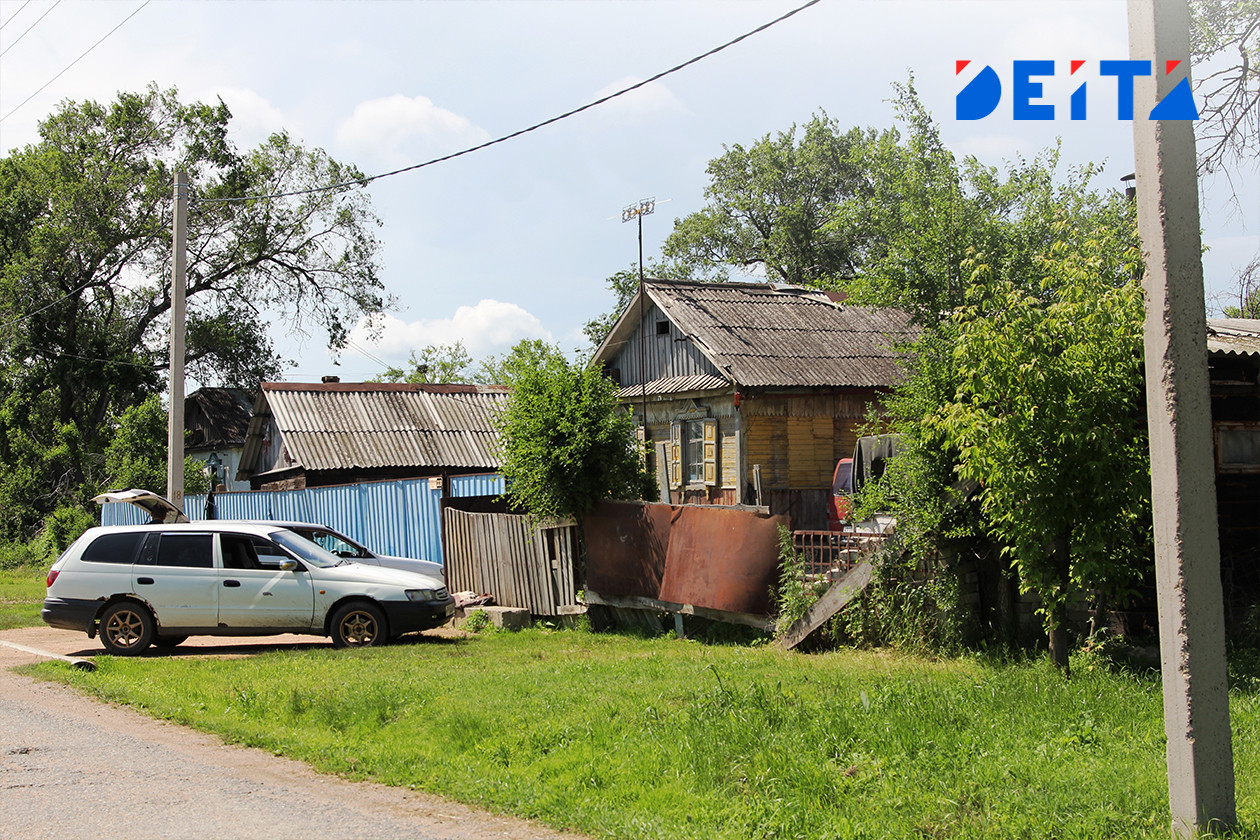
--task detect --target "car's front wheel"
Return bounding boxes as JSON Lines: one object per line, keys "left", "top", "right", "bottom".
{"left": 330, "top": 601, "right": 388, "bottom": 648}
{"left": 99, "top": 601, "right": 155, "bottom": 656}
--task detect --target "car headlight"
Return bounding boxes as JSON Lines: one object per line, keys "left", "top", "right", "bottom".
{"left": 405, "top": 589, "right": 437, "bottom": 602}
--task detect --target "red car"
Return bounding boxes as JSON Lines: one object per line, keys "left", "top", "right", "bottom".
{"left": 826, "top": 457, "right": 854, "bottom": 531}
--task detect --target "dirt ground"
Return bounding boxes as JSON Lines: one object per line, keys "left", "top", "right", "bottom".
{"left": 0, "top": 626, "right": 591, "bottom": 840}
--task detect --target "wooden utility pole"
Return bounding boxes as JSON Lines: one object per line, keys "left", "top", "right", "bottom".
{"left": 167, "top": 172, "right": 188, "bottom": 511}
{"left": 1126, "top": 1, "right": 1236, "bottom": 835}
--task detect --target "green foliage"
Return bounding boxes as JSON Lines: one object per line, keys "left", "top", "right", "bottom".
{"left": 0, "top": 85, "right": 383, "bottom": 536}
{"left": 662, "top": 111, "right": 889, "bottom": 288}
{"left": 1222, "top": 256, "right": 1260, "bottom": 318}
{"left": 474, "top": 338, "right": 566, "bottom": 386}
{"left": 494, "top": 345, "right": 655, "bottom": 520}
{"left": 376, "top": 342, "right": 474, "bottom": 384}
{"left": 101, "top": 394, "right": 209, "bottom": 496}
{"left": 40, "top": 505, "right": 97, "bottom": 554}
{"left": 772, "top": 525, "right": 816, "bottom": 638}
{"left": 461, "top": 609, "right": 492, "bottom": 633}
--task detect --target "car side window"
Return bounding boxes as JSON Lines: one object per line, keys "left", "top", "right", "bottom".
{"left": 81, "top": 532, "right": 146, "bottom": 564}
{"left": 219, "top": 534, "right": 261, "bottom": 570}
{"left": 151, "top": 534, "right": 213, "bottom": 568}
{"left": 252, "top": 536, "right": 298, "bottom": 570}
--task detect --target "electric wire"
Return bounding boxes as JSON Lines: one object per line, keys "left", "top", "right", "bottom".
{"left": 199, "top": 0, "right": 823, "bottom": 204}
{"left": 0, "top": 0, "right": 151, "bottom": 123}
{"left": 0, "top": 278, "right": 96, "bottom": 331}
{"left": 0, "top": 0, "right": 34, "bottom": 32}
{"left": 0, "top": 0, "right": 60, "bottom": 57}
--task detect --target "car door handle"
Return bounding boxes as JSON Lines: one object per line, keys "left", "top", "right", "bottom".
{"left": 136, "top": 577, "right": 154, "bottom": 585}
{"left": 223, "top": 580, "right": 241, "bottom": 588}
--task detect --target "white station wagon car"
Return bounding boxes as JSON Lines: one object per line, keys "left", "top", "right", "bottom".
{"left": 42, "top": 521, "right": 455, "bottom": 655}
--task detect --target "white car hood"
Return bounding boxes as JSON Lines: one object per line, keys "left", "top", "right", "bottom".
{"left": 311, "top": 561, "right": 445, "bottom": 591}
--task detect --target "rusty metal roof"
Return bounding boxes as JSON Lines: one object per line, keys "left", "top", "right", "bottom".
{"left": 640, "top": 280, "right": 917, "bottom": 388}
{"left": 239, "top": 382, "right": 509, "bottom": 476}
{"left": 1207, "top": 318, "right": 1260, "bottom": 357}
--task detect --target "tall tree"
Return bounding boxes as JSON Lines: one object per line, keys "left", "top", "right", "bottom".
{"left": 661, "top": 112, "right": 889, "bottom": 288}
{"left": 1190, "top": 0, "right": 1260, "bottom": 174}
{"left": 375, "top": 342, "right": 474, "bottom": 384}
{"left": 0, "top": 85, "right": 385, "bottom": 537}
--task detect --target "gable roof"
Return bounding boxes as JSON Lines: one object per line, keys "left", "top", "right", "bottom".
{"left": 185, "top": 388, "right": 254, "bottom": 450}
{"left": 594, "top": 279, "right": 917, "bottom": 390}
{"left": 237, "top": 382, "right": 510, "bottom": 479}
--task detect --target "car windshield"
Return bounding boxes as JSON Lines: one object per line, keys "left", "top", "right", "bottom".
{"left": 270, "top": 530, "right": 345, "bottom": 568}
{"left": 288, "top": 527, "right": 372, "bottom": 559}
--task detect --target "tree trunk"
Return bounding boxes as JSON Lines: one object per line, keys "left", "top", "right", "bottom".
{"left": 1047, "top": 531, "right": 1072, "bottom": 676}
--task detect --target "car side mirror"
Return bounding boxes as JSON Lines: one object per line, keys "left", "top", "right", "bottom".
{"left": 279, "top": 559, "right": 299, "bottom": 572}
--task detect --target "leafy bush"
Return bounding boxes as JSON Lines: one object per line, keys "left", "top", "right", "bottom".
{"left": 41, "top": 504, "right": 97, "bottom": 553}
{"left": 462, "top": 609, "right": 492, "bottom": 633}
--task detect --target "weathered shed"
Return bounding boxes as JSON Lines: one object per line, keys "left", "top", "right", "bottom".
{"left": 235, "top": 381, "right": 510, "bottom": 491}
{"left": 1206, "top": 318, "right": 1260, "bottom": 621}
{"left": 591, "top": 279, "right": 917, "bottom": 528}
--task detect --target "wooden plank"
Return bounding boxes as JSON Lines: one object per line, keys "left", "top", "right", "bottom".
{"left": 584, "top": 590, "right": 775, "bottom": 632}
{"left": 777, "top": 561, "right": 875, "bottom": 651}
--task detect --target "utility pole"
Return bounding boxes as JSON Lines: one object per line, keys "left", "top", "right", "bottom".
{"left": 167, "top": 172, "right": 188, "bottom": 511}
{"left": 1126, "top": 0, "right": 1235, "bottom": 835}
{"left": 622, "top": 198, "right": 656, "bottom": 432}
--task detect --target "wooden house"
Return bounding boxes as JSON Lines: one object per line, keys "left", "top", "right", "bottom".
{"left": 591, "top": 280, "right": 917, "bottom": 529}
{"left": 235, "top": 379, "right": 510, "bottom": 491}
{"left": 185, "top": 387, "right": 255, "bottom": 491}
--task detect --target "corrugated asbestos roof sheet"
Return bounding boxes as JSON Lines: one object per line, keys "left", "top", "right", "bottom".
{"left": 645, "top": 281, "right": 917, "bottom": 388}
{"left": 1207, "top": 318, "right": 1260, "bottom": 357}
{"left": 258, "top": 383, "right": 509, "bottom": 472}
{"left": 617, "top": 374, "right": 731, "bottom": 400}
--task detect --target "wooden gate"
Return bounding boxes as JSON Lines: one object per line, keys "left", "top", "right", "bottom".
{"left": 442, "top": 508, "right": 581, "bottom": 616}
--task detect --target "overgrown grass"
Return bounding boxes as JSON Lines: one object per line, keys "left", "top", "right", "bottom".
{"left": 0, "top": 565, "right": 48, "bottom": 630}
{"left": 23, "top": 629, "right": 1259, "bottom": 839}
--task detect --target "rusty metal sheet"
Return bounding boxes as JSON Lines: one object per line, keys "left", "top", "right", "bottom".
{"left": 657, "top": 505, "right": 789, "bottom": 616}
{"left": 583, "top": 501, "right": 671, "bottom": 599}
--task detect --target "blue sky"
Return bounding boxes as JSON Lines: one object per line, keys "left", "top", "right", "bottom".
{"left": 2, "top": 0, "right": 1255, "bottom": 384}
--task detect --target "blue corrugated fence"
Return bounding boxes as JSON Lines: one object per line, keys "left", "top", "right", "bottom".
{"left": 99, "top": 474, "right": 505, "bottom": 565}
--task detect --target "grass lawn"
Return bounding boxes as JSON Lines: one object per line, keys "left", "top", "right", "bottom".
{"left": 0, "top": 565, "right": 48, "bottom": 630}
{"left": 24, "top": 627, "right": 1259, "bottom": 839}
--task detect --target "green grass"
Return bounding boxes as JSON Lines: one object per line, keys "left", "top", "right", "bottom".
{"left": 24, "top": 629, "right": 1260, "bottom": 839}
{"left": 0, "top": 565, "right": 48, "bottom": 630}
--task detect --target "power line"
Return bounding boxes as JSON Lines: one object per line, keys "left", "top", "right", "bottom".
{"left": 200, "top": 0, "right": 824, "bottom": 205}
{"left": 0, "top": 0, "right": 34, "bottom": 32}
{"left": 0, "top": 0, "right": 151, "bottom": 123}
{"left": 0, "top": 0, "right": 60, "bottom": 57}
{"left": 0, "top": 278, "right": 95, "bottom": 331}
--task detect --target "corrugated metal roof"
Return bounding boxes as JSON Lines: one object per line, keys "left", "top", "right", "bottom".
{"left": 642, "top": 280, "right": 917, "bottom": 388}
{"left": 1207, "top": 318, "right": 1260, "bottom": 357}
{"left": 245, "top": 383, "right": 509, "bottom": 474}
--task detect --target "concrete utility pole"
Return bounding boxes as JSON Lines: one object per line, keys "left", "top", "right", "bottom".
{"left": 1126, "top": 1, "right": 1236, "bottom": 835}
{"left": 167, "top": 172, "right": 188, "bottom": 512}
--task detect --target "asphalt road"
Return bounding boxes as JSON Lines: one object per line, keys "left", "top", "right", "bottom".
{"left": 0, "top": 627, "right": 589, "bottom": 840}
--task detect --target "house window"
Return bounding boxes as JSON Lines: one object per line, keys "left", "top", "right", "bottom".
{"left": 686, "top": 420, "right": 706, "bottom": 484}
{"left": 670, "top": 418, "right": 718, "bottom": 489}
{"left": 656, "top": 320, "right": 670, "bottom": 336}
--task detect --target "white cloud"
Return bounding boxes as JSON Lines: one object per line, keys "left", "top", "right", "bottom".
{"left": 350, "top": 299, "right": 554, "bottom": 362}
{"left": 202, "top": 87, "right": 290, "bottom": 149}
{"left": 590, "top": 76, "right": 686, "bottom": 119}
{"left": 335, "top": 94, "right": 488, "bottom": 166}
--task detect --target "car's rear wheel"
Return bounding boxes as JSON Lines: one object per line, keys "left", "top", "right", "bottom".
{"left": 330, "top": 601, "right": 387, "bottom": 648}
{"left": 153, "top": 635, "right": 188, "bottom": 648}
{"left": 100, "top": 602, "right": 155, "bottom": 656}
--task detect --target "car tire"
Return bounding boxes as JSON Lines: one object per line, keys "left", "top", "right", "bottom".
{"left": 153, "top": 635, "right": 188, "bottom": 648}
{"left": 99, "top": 601, "right": 155, "bottom": 656}
{"left": 330, "top": 601, "right": 388, "bottom": 648}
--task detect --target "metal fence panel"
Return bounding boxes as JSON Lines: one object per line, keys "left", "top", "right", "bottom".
{"left": 99, "top": 473, "right": 502, "bottom": 565}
